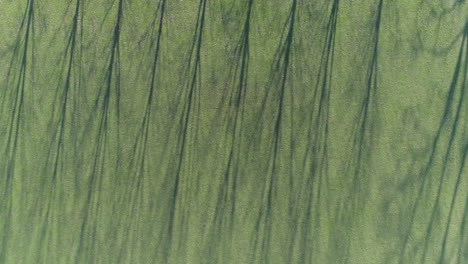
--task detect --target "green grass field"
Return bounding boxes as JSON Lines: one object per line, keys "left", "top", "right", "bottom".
{"left": 0, "top": 0, "right": 467, "bottom": 263}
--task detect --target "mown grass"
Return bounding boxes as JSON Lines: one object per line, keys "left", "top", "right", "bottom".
{"left": 0, "top": 0, "right": 467, "bottom": 263}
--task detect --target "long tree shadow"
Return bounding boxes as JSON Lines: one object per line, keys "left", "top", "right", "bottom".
{"left": 75, "top": 0, "right": 124, "bottom": 262}
{"left": 202, "top": 0, "right": 254, "bottom": 263}
{"left": 399, "top": 20, "right": 467, "bottom": 264}
{"left": 158, "top": 0, "right": 207, "bottom": 262}
{"left": 0, "top": 1, "right": 35, "bottom": 263}
{"left": 32, "top": 0, "right": 83, "bottom": 262}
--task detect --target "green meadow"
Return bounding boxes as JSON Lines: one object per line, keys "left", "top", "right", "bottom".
{"left": 0, "top": 0, "right": 467, "bottom": 263}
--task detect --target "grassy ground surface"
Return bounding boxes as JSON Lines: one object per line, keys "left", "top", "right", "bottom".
{"left": 0, "top": 0, "right": 467, "bottom": 263}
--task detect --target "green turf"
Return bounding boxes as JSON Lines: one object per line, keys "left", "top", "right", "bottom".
{"left": 0, "top": 0, "right": 467, "bottom": 263}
